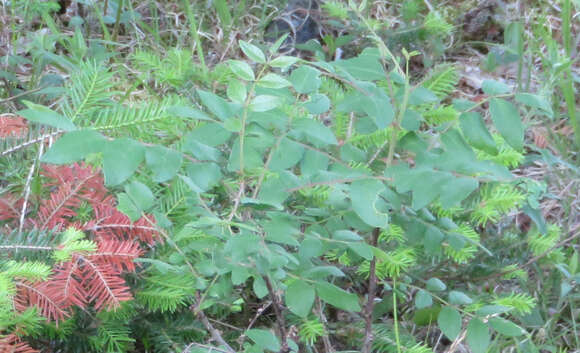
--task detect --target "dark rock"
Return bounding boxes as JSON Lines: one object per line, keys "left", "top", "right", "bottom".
{"left": 460, "top": 0, "right": 504, "bottom": 43}
{"left": 264, "top": 0, "right": 321, "bottom": 52}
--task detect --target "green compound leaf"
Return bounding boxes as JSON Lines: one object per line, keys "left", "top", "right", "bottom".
{"left": 347, "top": 242, "right": 374, "bottom": 260}
{"left": 269, "top": 138, "right": 305, "bottom": 171}
{"left": 290, "top": 117, "right": 338, "bottom": 147}
{"left": 228, "top": 60, "right": 255, "bottom": 81}
{"left": 304, "top": 93, "right": 331, "bottom": 114}
{"left": 489, "top": 98, "right": 524, "bottom": 151}
{"left": 249, "top": 95, "right": 282, "bottom": 112}
{"left": 197, "top": 89, "right": 240, "bottom": 120}
{"left": 460, "top": 112, "right": 497, "bottom": 155}
{"left": 239, "top": 40, "right": 266, "bottom": 63}
{"left": 125, "top": 181, "right": 154, "bottom": 211}
{"left": 19, "top": 103, "right": 76, "bottom": 131}
{"left": 299, "top": 237, "right": 323, "bottom": 259}
{"left": 438, "top": 176, "right": 478, "bottom": 209}
{"left": 348, "top": 179, "right": 389, "bottom": 228}
{"left": 488, "top": 317, "right": 525, "bottom": 337}
{"left": 336, "top": 83, "right": 394, "bottom": 129}
{"left": 183, "top": 136, "right": 222, "bottom": 161}
{"left": 449, "top": 291, "right": 473, "bottom": 305}
{"left": 102, "top": 138, "right": 145, "bottom": 186}
{"left": 246, "top": 329, "right": 280, "bottom": 351}
{"left": 415, "top": 290, "right": 433, "bottom": 309}
{"left": 515, "top": 93, "right": 553, "bottom": 119}
{"left": 289, "top": 66, "right": 321, "bottom": 94}
{"left": 145, "top": 145, "right": 182, "bottom": 182}
{"left": 185, "top": 162, "right": 223, "bottom": 192}
{"left": 482, "top": 79, "right": 512, "bottom": 95}
{"left": 253, "top": 276, "right": 268, "bottom": 298}
{"left": 315, "top": 281, "right": 361, "bottom": 312}
{"left": 466, "top": 318, "right": 491, "bottom": 353}
{"left": 117, "top": 192, "right": 141, "bottom": 222}
{"left": 426, "top": 278, "right": 446, "bottom": 291}
{"left": 408, "top": 87, "right": 439, "bottom": 105}
{"left": 258, "top": 73, "right": 291, "bottom": 89}
{"left": 286, "top": 280, "right": 315, "bottom": 317}
{"left": 264, "top": 214, "right": 300, "bottom": 246}
{"left": 269, "top": 55, "right": 299, "bottom": 68}
{"left": 437, "top": 306, "right": 462, "bottom": 340}
{"left": 227, "top": 79, "right": 247, "bottom": 104}
{"left": 332, "top": 48, "right": 385, "bottom": 81}
{"left": 42, "top": 130, "right": 106, "bottom": 164}
{"left": 333, "top": 230, "right": 362, "bottom": 241}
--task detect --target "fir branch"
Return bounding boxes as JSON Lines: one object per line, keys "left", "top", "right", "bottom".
{"left": 0, "top": 229, "right": 59, "bottom": 261}
{"left": 36, "top": 182, "right": 82, "bottom": 231}
{"left": 81, "top": 257, "right": 133, "bottom": 311}
{"left": 137, "top": 286, "right": 189, "bottom": 313}
{"left": 0, "top": 129, "right": 60, "bottom": 158}
{"left": 476, "top": 228, "right": 580, "bottom": 281}
{"left": 35, "top": 167, "right": 103, "bottom": 231}
{"left": 91, "top": 239, "right": 143, "bottom": 272}
{"left": 88, "top": 100, "right": 172, "bottom": 131}
{"left": 0, "top": 334, "right": 40, "bottom": 353}
{"left": 0, "top": 194, "right": 21, "bottom": 222}
{"left": 422, "top": 65, "right": 458, "bottom": 99}
{"left": 46, "top": 258, "right": 86, "bottom": 310}
{"left": 90, "top": 203, "right": 158, "bottom": 245}
{"left": 63, "top": 61, "right": 115, "bottom": 122}
{"left": 15, "top": 280, "right": 69, "bottom": 322}
{"left": 92, "top": 319, "right": 135, "bottom": 353}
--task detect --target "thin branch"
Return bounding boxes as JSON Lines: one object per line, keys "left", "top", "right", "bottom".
{"left": 237, "top": 301, "right": 272, "bottom": 349}
{"left": 191, "top": 300, "right": 236, "bottom": 353}
{"left": 286, "top": 176, "right": 392, "bottom": 193}
{"left": 444, "top": 330, "right": 467, "bottom": 353}
{"left": 263, "top": 276, "right": 290, "bottom": 353}
{"left": 319, "top": 71, "right": 370, "bottom": 95}
{"left": 252, "top": 132, "right": 287, "bottom": 199}
{"left": 366, "top": 137, "right": 389, "bottom": 167}
{"left": 346, "top": 112, "right": 355, "bottom": 141}
{"left": 208, "top": 318, "right": 243, "bottom": 332}
{"left": 0, "top": 86, "right": 45, "bottom": 104}
{"left": 227, "top": 180, "right": 245, "bottom": 223}
{"left": 89, "top": 224, "right": 159, "bottom": 232}
{"left": 315, "top": 298, "right": 334, "bottom": 353}
{"left": 182, "top": 342, "right": 231, "bottom": 353}
{"left": 0, "top": 245, "right": 53, "bottom": 251}
{"left": 362, "top": 228, "right": 379, "bottom": 353}
{"left": 18, "top": 142, "right": 43, "bottom": 234}
{"left": 286, "top": 137, "right": 349, "bottom": 166}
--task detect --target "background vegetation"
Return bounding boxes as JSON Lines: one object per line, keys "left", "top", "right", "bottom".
{"left": 0, "top": 0, "right": 578, "bottom": 352}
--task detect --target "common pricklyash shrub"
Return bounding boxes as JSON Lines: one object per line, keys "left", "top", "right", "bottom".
{"left": 6, "top": 33, "right": 557, "bottom": 353}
